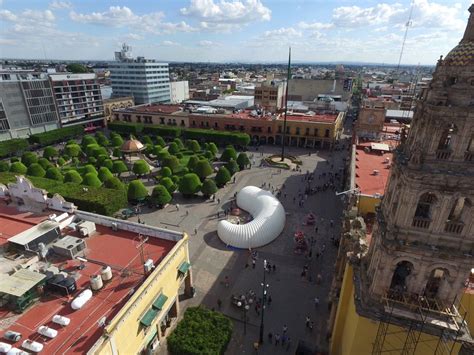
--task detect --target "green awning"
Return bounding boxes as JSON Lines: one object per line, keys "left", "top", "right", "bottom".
{"left": 140, "top": 308, "right": 158, "bottom": 327}
{"left": 178, "top": 261, "right": 190, "bottom": 274}
{"left": 152, "top": 293, "right": 168, "bottom": 310}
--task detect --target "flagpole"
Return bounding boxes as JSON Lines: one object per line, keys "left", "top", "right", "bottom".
{"left": 281, "top": 47, "right": 291, "bottom": 161}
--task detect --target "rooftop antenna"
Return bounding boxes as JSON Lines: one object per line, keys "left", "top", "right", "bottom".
{"left": 396, "top": 0, "right": 415, "bottom": 73}
{"left": 280, "top": 47, "right": 291, "bottom": 162}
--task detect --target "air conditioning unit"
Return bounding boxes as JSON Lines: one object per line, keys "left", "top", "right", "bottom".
{"left": 111, "top": 222, "right": 118, "bottom": 231}
{"left": 144, "top": 259, "right": 154, "bottom": 273}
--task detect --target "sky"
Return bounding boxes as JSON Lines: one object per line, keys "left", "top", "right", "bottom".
{"left": 0, "top": 0, "right": 472, "bottom": 65}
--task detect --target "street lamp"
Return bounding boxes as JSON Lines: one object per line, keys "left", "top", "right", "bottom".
{"left": 237, "top": 301, "right": 250, "bottom": 334}
{"left": 259, "top": 260, "right": 269, "bottom": 343}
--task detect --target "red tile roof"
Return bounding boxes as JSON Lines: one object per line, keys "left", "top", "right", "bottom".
{"left": 0, "top": 210, "right": 175, "bottom": 354}
{"left": 355, "top": 143, "right": 394, "bottom": 195}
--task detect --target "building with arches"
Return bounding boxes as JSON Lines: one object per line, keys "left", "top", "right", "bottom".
{"left": 330, "top": 6, "right": 474, "bottom": 354}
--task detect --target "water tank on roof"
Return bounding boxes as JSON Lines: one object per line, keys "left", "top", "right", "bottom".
{"left": 3, "top": 330, "right": 21, "bottom": 342}
{"left": 101, "top": 266, "right": 113, "bottom": 281}
{"left": 38, "top": 326, "right": 58, "bottom": 339}
{"left": 90, "top": 275, "right": 103, "bottom": 291}
{"left": 6, "top": 347, "right": 28, "bottom": 355}
{"left": 52, "top": 315, "right": 70, "bottom": 326}
{"left": 71, "top": 289, "right": 93, "bottom": 310}
{"left": 0, "top": 342, "right": 12, "bottom": 353}
{"left": 21, "top": 339, "right": 43, "bottom": 353}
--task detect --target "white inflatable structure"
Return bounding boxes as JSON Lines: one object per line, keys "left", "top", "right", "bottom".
{"left": 217, "top": 186, "right": 285, "bottom": 248}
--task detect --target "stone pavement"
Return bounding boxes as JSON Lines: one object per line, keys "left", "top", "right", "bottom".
{"left": 129, "top": 126, "right": 352, "bottom": 354}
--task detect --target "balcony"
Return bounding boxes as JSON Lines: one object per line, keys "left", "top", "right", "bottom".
{"left": 436, "top": 149, "right": 451, "bottom": 160}
{"left": 444, "top": 221, "right": 464, "bottom": 234}
{"left": 412, "top": 217, "right": 431, "bottom": 229}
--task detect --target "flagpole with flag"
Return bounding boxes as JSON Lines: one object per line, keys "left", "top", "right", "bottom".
{"left": 281, "top": 47, "right": 291, "bottom": 161}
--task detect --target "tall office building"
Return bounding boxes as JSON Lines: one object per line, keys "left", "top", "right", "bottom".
{"left": 49, "top": 73, "right": 105, "bottom": 127}
{"left": 109, "top": 43, "right": 170, "bottom": 105}
{"left": 0, "top": 70, "right": 59, "bottom": 141}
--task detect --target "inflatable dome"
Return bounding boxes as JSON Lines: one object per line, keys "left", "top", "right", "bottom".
{"left": 217, "top": 186, "right": 285, "bottom": 248}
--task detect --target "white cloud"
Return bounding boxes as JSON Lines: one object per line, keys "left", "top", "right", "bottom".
{"left": 262, "top": 27, "right": 302, "bottom": 39}
{"left": 298, "top": 21, "right": 333, "bottom": 30}
{"left": 162, "top": 40, "right": 180, "bottom": 46}
{"left": 0, "top": 38, "right": 17, "bottom": 45}
{"left": 332, "top": 3, "right": 405, "bottom": 27}
{"left": 198, "top": 40, "right": 217, "bottom": 47}
{"left": 1, "top": 9, "right": 56, "bottom": 29}
{"left": 181, "top": 0, "right": 271, "bottom": 24}
{"left": 49, "top": 1, "right": 72, "bottom": 10}
{"left": 124, "top": 33, "right": 143, "bottom": 41}
{"left": 0, "top": 10, "right": 17, "bottom": 22}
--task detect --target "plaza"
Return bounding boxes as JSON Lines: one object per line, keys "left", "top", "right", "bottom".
{"left": 127, "top": 119, "right": 352, "bottom": 354}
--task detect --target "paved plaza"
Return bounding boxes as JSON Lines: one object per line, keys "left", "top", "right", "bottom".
{"left": 129, "top": 123, "right": 352, "bottom": 355}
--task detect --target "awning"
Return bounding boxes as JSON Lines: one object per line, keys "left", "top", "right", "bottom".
{"left": 178, "top": 261, "right": 190, "bottom": 274}
{"left": 140, "top": 308, "right": 158, "bottom": 327}
{"left": 152, "top": 294, "right": 168, "bottom": 310}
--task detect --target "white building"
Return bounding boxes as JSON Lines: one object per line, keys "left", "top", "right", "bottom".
{"left": 169, "top": 81, "right": 189, "bottom": 104}
{"left": 49, "top": 73, "right": 105, "bottom": 127}
{"left": 0, "top": 70, "right": 59, "bottom": 141}
{"left": 109, "top": 44, "right": 170, "bottom": 105}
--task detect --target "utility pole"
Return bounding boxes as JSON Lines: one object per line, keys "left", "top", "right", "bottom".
{"left": 259, "top": 260, "right": 268, "bottom": 343}
{"left": 280, "top": 47, "right": 291, "bottom": 161}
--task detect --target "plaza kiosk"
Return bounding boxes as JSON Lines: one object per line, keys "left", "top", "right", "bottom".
{"left": 217, "top": 186, "right": 285, "bottom": 249}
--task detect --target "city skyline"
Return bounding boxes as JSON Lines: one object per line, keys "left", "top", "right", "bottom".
{"left": 0, "top": 1, "right": 472, "bottom": 65}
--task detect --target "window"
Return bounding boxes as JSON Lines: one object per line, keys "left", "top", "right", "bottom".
{"left": 414, "top": 192, "right": 437, "bottom": 219}
{"left": 267, "top": 127, "right": 272, "bottom": 133}
{"left": 438, "top": 124, "right": 457, "bottom": 150}
{"left": 305, "top": 128, "right": 310, "bottom": 136}
{"left": 295, "top": 127, "right": 301, "bottom": 135}
{"left": 389, "top": 261, "right": 413, "bottom": 294}
{"left": 314, "top": 128, "right": 319, "bottom": 137}
{"left": 214, "top": 122, "right": 218, "bottom": 129}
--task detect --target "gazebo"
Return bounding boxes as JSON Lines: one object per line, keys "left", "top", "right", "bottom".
{"left": 120, "top": 138, "right": 145, "bottom": 155}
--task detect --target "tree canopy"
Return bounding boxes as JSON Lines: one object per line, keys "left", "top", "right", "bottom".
{"left": 220, "top": 146, "right": 237, "bottom": 162}
{"left": 66, "top": 63, "right": 90, "bottom": 73}
{"left": 43, "top": 146, "right": 58, "bottom": 160}
{"left": 27, "top": 163, "right": 46, "bottom": 177}
{"left": 64, "top": 170, "right": 83, "bottom": 184}
{"left": 201, "top": 179, "right": 218, "bottom": 197}
{"left": 215, "top": 166, "right": 231, "bottom": 187}
{"left": 194, "top": 159, "right": 213, "bottom": 180}
{"left": 132, "top": 160, "right": 150, "bottom": 177}
{"left": 178, "top": 173, "right": 202, "bottom": 196}
{"left": 151, "top": 184, "right": 172, "bottom": 207}
{"left": 127, "top": 180, "right": 148, "bottom": 202}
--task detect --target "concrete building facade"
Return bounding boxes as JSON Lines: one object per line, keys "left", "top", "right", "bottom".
{"left": 103, "top": 96, "right": 134, "bottom": 124}
{"left": 0, "top": 71, "right": 59, "bottom": 141}
{"left": 169, "top": 81, "right": 190, "bottom": 104}
{"left": 109, "top": 44, "right": 170, "bottom": 105}
{"left": 254, "top": 81, "right": 285, "bottom": 112}
{"left": 49, "top": 73, "right": 105, "bottom": 127}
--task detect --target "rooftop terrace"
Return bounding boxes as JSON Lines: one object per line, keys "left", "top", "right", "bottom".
{"left": 122, "top": 104, "right": 183, "bottom": 115}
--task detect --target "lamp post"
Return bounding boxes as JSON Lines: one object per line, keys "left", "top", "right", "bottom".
{"left": 259, "top": 260, "right": 269, "bottom": 343}
{"left": 237, "top": 301, "right": 250, "bottom": 334}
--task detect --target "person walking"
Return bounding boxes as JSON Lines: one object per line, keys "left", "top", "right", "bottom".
{"left": 217, "top": 298, "right": 222, "bottom": 310}
{"left": 305, "top": 316, "right": 311, "bottom": 328}
{"left": 268, "top": 332, "right": 273, "bottom": 342}
{"left": 282, "top": 324, "right": 288, "bottom": 334}
{"left": 176, "top": 204, "right": 180, "bottom": 211}
{"left": 252, "top": 259, "right": 256, "bottom": 269}
{"left": 286, "top": 337, "right": 291, "bottom": 351}
{"left": 281, "top": 333, "right": 287, "bottom": 347}
{"left": 272, "top": 264, "right": 276, "bottom": 273}
{"left": 274, "top": 333, "right": 280, "bottom": 346}
{"left": 314, "top": 296, "right": 320, "bottom": 308}
{"left": 224, "top": 276, "right": 229, "bottom": 288}
{"left": 267, "top": 295, "right": 272, "bottom": 306}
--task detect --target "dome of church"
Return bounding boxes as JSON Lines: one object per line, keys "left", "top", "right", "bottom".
{"left": 443, "top": 5, "right": 474, "bottom": 67}
{"left": 120, "top": 138, "right": 144, "bottom": 153}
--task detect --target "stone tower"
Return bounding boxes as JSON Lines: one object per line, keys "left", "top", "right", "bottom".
{"left": 365, "top": 5, "right": 474, "bottom": 307}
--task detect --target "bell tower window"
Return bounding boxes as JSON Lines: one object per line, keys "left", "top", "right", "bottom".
{"left": 389, "top": 261, "right": 413, "bottom": 296}
{"left": 424, "top": 268, "right": 447, "bottom": 299}
{"left": 436, "top": 124, "right": 457, "bottom": 159}
{"left": 413, "top": 192, "right": 437, "bottom": 229}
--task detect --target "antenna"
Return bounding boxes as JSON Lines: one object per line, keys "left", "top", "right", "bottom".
{"left": 396, "top": 0, "right": 415, "bottom": 73}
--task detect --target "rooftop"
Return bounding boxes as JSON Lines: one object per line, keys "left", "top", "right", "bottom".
{"left": 120, "top": 103, "right": 183, "bottom": 115}
{"left": 0, "top": 201, "right": 177, "bottom": 354}
{"left": 355, "top": 140, "right": 395, "bottom": 195}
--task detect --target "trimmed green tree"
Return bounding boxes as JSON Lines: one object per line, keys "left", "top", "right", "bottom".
{"left": 45, "top": 167, "right": 63, "bottom": 181}
{"left": 151, "top": 184, "right": 172, "bottom": 207}
{"left": 103, "top": 159, "right": 114, "bottom": 170}
{"left": 204, "top": 150, "right": 214, "bottom": 160}
{"left": 173, "top": 138, "right": 184, "bottom": 150}
{"left": 57, "top": 157, "right": 66, "bottom": 166}
{"left": 98, "top": 167, "right": 114, "bottom": 182}
{"left": 160, "top": 177, "right": 176, "bottom": 193}
{"left": 132, "top": 160, "right": 150, "bottom": 177}
{"left": 201, "top": 179, "right": 218, "bottom": 198}
{"left": 83, "top": 164, "right": 98, "bottom": 175}
{"left": 220, "top": 146, "right": 237, "bottom": 162}
{"left": 104, "top": 176, "right": 125, "bottom": 190}
{"left": 178, "top": 173, "right": 202, "bottom": 196}
{"left": 225, "top": 159, "right": 240, "bottom": 176}
{"left": 162, "top": 156, "right": 180, "bottom": 173}
{"left": 156, "top": 136, "right": 166, "bottom": 147}
{"left": 97, "top": 135, "right": 110, "bottom": 147}
{"left": 83, "top": 172, "right": 102, "bottom": 187}
{"left": 21, "top": 152, "right": 38, "bottom": 166}
{"left": 215, "top": 166, "right": 231, "bottom": 187}
{"left": 38, "top": 157, "right": 53, "bottom": 170}
{"left": 0, "top": 161, "right": 10, "bottom": 172}
{"left": 208, "top": 142, "right": 218, "bottom": 155}
{"left": 112, "top": 147, "right": 122, "bottom": 158}
{"left": 236, "top": 152, "right": 250, "bottom": 170}
{"left": 64, "top": 170, "right": 83, "bottom": 184}
{"left": 112, "top": 160, "right": 128, "bottom": 177}
{"left": 187, "top": 139, "right": 201, "bottom": 153}
{"left": 157, "top": 149, "right": 170, "bottom": 162}
{"left": 10, "top": 162, "right": 27, "bottom": 174}
{"left": 127, "top": 179, "right": 148, "bottom": 202}
{"left": 43, "top": 146, "right": 58, "bottom": 160}
{"left": 27, "top": 163, "right": 46, "bottom": 178}
{"left": 152, "top": 145, "right": 162, "bottom": 156}
{"left": 161, "top": 166, "right": 172, "bottom": 178}
{"left": 194, "top": 159, "right": 213, "bottom": 180}
{"left": 168, "top": 142, "right": 180, "bottom": 155}
{"left": 111, "top": 134, "right": 124, "bottom": 147}
{"left": 88, "top": 156, "right": 97, "bottom": 165}
{"left": 81, "top": 135, "right": 97, "bottom": 147}
{"left": 142, "top": 135, "right": 153, "bottom": 145}
{"left": 187, "top": 155, "right": 199, "bottom": 172}
{"left": 64, "top": 144, "right": 82, "bottom": 157}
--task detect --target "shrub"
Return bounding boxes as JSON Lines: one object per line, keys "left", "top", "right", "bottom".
{"left": 167, "top": 306, "right": 233, "bottom": 355}
{"left": 45, "top": 167, "right": 63, "bottom": 181}
{"left": 236, "top": 152, "right": 250, "bottom": 170}
{"left": 143, "top": 125, "right": 181, "bottom": 138}
{"left": 0, "top": 139, "right": 29, "bottom": 158}
{"left": 57, "top": 157, "right": 66, "bottom": 166}
{"left": 64, "top": 170, "right": 83, "bottom": 184}
{"left": 64, "top": 144, "right": 82, "bottom": 157}
{"left": 194, "top": 160, "right": 213, "bottom": 180}
{"left": 71, "top": 157, "right": 80, "bottom": 165}
{"left": 161, "top": 166, "right": 172, "bottom": 178}
{"left": 144, "top": 143, "right": 153, "bottom": 155}
{"left": 225, "top": 159, "right": 240, "bottom": 176}
{"left": 85, "top": 143, "right": 100, "bottom": 157}
{"left": 88, "top": 157, "right": 97, "bottom": 165}
{"left": 21, "top": 152, "right": 38, "bottom": 166}
{"left": 112, "top": 160, "right": 128, "bottom": 176}
{"left": 171, "top": 175, "right": 180, "bottom": 184}
{"left": 132, "top": 160, "right": 150, "bottom": 177}
{"left": 10, "top": 162, "right": 28, "bottom": 174}
{"left": 182, "top": 128, "right": 250, "bottom": 147}
{"left": 162, "top": 156, "right": 180, "bottom": 173}
{"left": 43, "top": 146, "right": 58, "bottom": 160}
{"left": 156, "top": 136, "right": 166, "bottom": 147}
{"left": 178, "top": 173, "right": 202, "bottom": 196}
{"left": 157, "top": 149, "right": 170, "bottom": 162}
{"left": 38, "top": 157, "right": 53, "bottom": 170}
{"left": 27, "top": 163, "right": 46, "bottom": 178}
{"left": 98, "top": 167, "right": 114, "bottom": 182}
{"left": 0, "top": 161, "right": 10, "bottom": 172}
{"left": 151, "top": 184, "right": 172, "bottom": 207}
{"left": 81, "top": 135, "right": 98, "bottom": 147}
{"left": 187, "top": 155, "right": 199, "bottom": 172}
{"left": 83, "top": 164, "right": 98, "bottom": 176}
{"left": 97, "top": 154, "right": 109, "bottom": 165}
{"left": 127, "top": 180, "right": 148, "bottom": 202}
{"left": 201, "top": 179, "right": 218, "bottom": 197}
{"left": 186, "top": 139, "right": 201, "bottom": 153}
{"left": 103, "top": 176, "right": 125, "bottom": 190}
{"left": 173, "top": 138, "right": 184, "bottom": 149}
{"left": 215, "top": 166, "right": 231, "bottom": 187}
{"left": 175, "top": 152, "right": 183, "bottom": 159}
{"left": 160, "top": 177, "right": 176, "bottom": 193}
{"left": 112, "top": 147, "right": 122, "bottom": 158}
{"left": 111, "top": 134, "right": 124, "bottom": 147}
{"left": 220, "top": 147, "right": 237, "bottom": 162}
{"left": 108, "top": 121, "right": 143, "bottom": 135}
{"left": 204, "top": 150, "right": 214, "bottom": 160}
{"left": 103, "top": 159, "right": 114, "bottom": 170}
{"left": 181, "top": 167, "right": 189, "bottom": 174}
{"left": 168, "top": 142, "right": 180, "bottom": 155}
{"left": 152, "top": 145, "right": 162, "bottom": 156}
{"left": 142, "top": 135, "right": 153, "bottom": 145}
{"left": 97, "top": 135, "right": 110, "bottom": 147}
{"left": 29, "top": 126, "right": 82, "bottom": 145}
{"left": 10, "top": 157, "right": 19, "bottom": 163}
{"left": 83, "top": 173, "right": 102, "bottom": 187}
{"left": 208, "top": 142, "right": 218, "bottom": 155}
